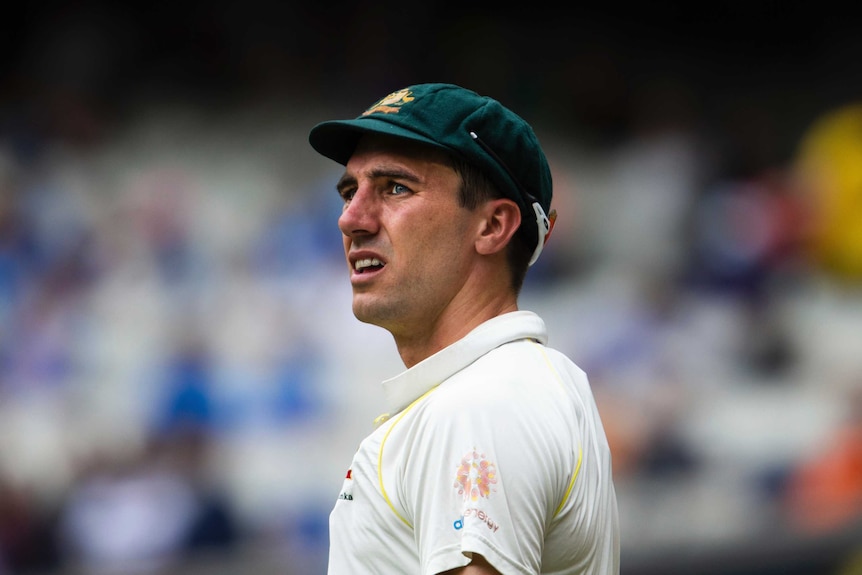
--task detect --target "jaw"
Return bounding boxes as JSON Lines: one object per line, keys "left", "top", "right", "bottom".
{"left": 350, "top": 291, "right": 396, "bottom": 330}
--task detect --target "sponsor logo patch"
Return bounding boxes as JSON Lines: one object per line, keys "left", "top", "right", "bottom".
{"left": 454, "top": 448, "right": 497, "bottom": 501}
{"left": 453, "top": 508, "right": 500, "bottom": 533}
{"left": 338, "top": 467, "right": 354, "bottom": 501}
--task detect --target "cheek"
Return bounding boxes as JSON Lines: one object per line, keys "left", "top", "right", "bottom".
{"left": 408, "top": 212, "right": 471, "bottom": 262}
{"left": 391, "top": 201, "right": 473, "bottom": 265}
{"left": 401, "top": 212, "right": 449, "bottom": 250}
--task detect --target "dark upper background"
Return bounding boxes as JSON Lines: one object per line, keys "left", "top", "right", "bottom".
{"left": 2, "top": 0, "right": 861, "bottom": 179}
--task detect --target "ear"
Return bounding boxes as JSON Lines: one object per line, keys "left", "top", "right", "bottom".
{"left": 475, "top": 198, "right": 521, "bottom": 257}
{"left": 544, "top": 209, "right": 558, "bottom": 246}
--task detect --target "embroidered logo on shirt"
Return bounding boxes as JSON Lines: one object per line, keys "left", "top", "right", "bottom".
{"left": 454, "top": 448, "right": 497, "bottom": 501}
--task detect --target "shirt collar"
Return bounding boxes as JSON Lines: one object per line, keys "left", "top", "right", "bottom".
{"left": 381, "top": 310, "right": 548, "bottom": 415}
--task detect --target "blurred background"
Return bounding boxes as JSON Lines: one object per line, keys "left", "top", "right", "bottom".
{"left": 1, "top": 1, "right": 862, "bottom": 574}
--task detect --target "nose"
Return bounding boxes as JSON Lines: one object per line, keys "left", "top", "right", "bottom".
{"left": 338, "top": 184, "right": 380, "bottom": 238}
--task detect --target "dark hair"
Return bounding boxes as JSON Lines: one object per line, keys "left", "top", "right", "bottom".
{"left": 448, "top": 154, "right": 533, "bottom": 294}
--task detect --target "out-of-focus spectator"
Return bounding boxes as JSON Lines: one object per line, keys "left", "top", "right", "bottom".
{"left": 687, "top": 169, "right": 805, "bottom": 302}
{"left": 55, "top": 330, "right": 241, "bottom": 574}
{"left": 0, "top": 141, "right": 101, "bottom": 396}
{"left": 0, "top": 474, "right": 61, "bottom": 574}
{"left": 684, "top": 168, "right": 806, "bottom": 378}
{"left": 0, "top": 157, "right": 32, "bottom": 327}
{"left": 600, "top": 78, "right": 705, "bottom": 284}
{"left": 793, "top": 102, "right": 862, "bottom": 283}
{"left": 583, "top": 280, "right": 703, "bottom": 480}
{"left": 56, "top": 432, "right": 240, "bottom": 574}
{"left": 123, "top": 168, "right": 203, "bottom": 287}
{"left": 783, "top": 384, "right": 862, "bottom": 535}
{"left": 58, "top": 447, "right": 197, "bottom": 574}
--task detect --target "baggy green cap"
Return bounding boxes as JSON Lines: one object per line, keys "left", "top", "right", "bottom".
{"left": 308, "top": 83, "right": 553, "bottom": 265}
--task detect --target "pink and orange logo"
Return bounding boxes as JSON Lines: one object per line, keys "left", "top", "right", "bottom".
{"left": 454, "top": 448, "right": 497, "bottom": 501}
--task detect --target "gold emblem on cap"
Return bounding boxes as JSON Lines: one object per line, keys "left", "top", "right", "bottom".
{"left": 362, "top": 88, "right": 414, "bottom": 116}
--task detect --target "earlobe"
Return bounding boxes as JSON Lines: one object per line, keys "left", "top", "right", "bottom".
{"left": 475, "top": 199, "right": 521, "bottom": 256}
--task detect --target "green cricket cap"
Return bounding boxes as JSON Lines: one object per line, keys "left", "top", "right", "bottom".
{"left": 308, "top": 83, "right": 553, "bottom": 258}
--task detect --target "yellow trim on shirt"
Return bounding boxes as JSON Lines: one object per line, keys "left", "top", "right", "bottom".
{"left": 556, "top": 446, "right": 583, "bottom": 517}
{"left": 378, "top": 387, "right": 439, "bottom": 528}
{"left": 530, "top": 341, "right": 584, "bottom": 518}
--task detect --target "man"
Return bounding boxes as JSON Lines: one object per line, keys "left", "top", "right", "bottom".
{"left": 308, "top": 83, "right": 620, "bottom": 574}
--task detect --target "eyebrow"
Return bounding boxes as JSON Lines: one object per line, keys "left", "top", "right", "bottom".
{"left": 336, "top": 166, "right": 423, "bottom": 194}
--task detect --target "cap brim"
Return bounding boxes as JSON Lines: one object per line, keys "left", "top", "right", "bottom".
{"left": 309, "top": 118, "right": 446, "bottom": 166}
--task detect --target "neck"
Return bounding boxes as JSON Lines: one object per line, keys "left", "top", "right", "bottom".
{"left": 393, "top": 295, "right": 518, "bottom": 369}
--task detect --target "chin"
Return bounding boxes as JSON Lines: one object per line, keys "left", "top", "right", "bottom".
{"left": 352, "top": 301, "right": 381, "bottom": 325}
{"left": 352, "top": 299, "right": 398, "bottom": 330}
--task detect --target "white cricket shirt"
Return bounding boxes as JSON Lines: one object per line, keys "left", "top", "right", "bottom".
{"left": 328, "top": 311, "right": 620, "bottom": 575}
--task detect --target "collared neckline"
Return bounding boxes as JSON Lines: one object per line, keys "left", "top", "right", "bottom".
{"left": 381, "top": 310, "right": 548, "bottom": 415}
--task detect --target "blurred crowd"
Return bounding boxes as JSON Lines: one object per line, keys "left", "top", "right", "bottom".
{"left": 0, "top": 91, "right": 859, "bottom": 574}
{"left": 1, "top": 5, "right": 862, "bottom": 573}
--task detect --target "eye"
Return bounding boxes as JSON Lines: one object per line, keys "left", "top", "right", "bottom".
{"left": 390, "top": 183, "right": 410, "bottom": 195}
{"left": 338, "top": 186, "right": 356, "bottom": 203}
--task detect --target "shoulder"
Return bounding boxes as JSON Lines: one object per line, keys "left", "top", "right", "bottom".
{"left": 423, "top": 341, "right": 585, "bottom": 428}
{"left": 453, "top": 339, "right": 589, "bottom": 398}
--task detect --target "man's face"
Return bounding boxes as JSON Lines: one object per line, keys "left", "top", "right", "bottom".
{"left": 336, "top": 134, "right": 478, "bottom": 336}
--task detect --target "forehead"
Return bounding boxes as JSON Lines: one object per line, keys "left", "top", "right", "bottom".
{"left": 349, "top": 133, "right": 457, "bottom": 169}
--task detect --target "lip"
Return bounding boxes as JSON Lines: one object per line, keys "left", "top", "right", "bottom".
{"left": 348, "top": 250, "right": 387, "bottom": 284}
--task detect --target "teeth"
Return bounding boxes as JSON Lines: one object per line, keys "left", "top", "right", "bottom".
{"left": 354, "top": 258, "right": 383, "bottom": 271}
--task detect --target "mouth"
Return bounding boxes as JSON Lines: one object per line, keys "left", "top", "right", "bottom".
{"left": 353, "top": 257, "right": 386, "bottom": 274}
